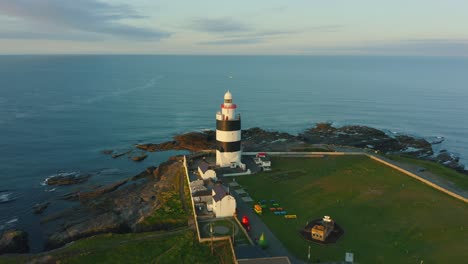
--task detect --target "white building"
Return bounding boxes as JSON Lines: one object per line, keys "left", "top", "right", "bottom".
{"left": 197, "top": 161, "right": 217, "bottom": 180}
{"left": 212, "top": 184, "right": 236, "bottom": 218}
{"left": 216, "top": 91, "right": 245, "bottom": 169}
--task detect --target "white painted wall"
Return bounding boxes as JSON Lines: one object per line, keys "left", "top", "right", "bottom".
{"left": 198, "top": 167, "right": 217, "bottom": 180}
{"left": 216, "top": 130, "right": 241, "bottom": 142}
{"left": 216, "top": 150, "right": 242, "bottom": 167}
{"left": 213, "top": 195, "right": 237, "bottom": 218}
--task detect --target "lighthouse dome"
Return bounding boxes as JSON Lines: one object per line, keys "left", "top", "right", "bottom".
{"left": 224, "top": 91, "right": 232, "bottom": 100}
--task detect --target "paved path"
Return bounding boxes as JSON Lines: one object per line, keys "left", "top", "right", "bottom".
{"left": 231, "top": 189, "right": 306, "bottom": 264}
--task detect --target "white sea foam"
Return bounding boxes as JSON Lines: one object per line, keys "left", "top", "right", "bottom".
{"left": 0, "top": 218, "right": 19, "bottom": 230}
{"left": 84, "top": 75, "right": 163, "bottom": 104}
{"left": 6, "top": 218, "right": 18, "bottom": 224}
{"left": 41, "top": 171, "right": 81, "bottom": 185}
{"left": 0, "top": 192, "right": 12, "bottom": 203}
{"left": 402, "top": 147, "right": 423, "bottom": 153}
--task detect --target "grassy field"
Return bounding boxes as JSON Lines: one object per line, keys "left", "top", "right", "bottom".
{"left": 141, "top": 165, "right": 191, "bottom": 230}
{"left": 387, "top": 154, "right": 468, "bottom": 191}
{"left": 236, "top": 156, "right": 468, "bottom": 263}
{"left": 0, "top": 230, "right": 235, "bottom": 264}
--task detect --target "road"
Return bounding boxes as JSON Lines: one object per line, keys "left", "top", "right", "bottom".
{"left": 232, "top": 189, "right": 306, "bottom": 264}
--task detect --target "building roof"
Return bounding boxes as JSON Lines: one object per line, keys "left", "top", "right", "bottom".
{"left": 212, "top": 184, "right": 227, "bottom": 202}
{"left": 198, "top": 161, "right": 210, "bottom": 174}
{"left": 312, "top": 225, "right": 325, "bottom": 231}
{"left": 193, "top": 189, "right": 212, "bottom": 197}
{"left": 224, "top": 90, "right": 232, "bottom": 100}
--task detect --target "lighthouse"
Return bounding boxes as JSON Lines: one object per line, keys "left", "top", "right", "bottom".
{"left": 216, "top": 91, "right": 243, "bottom": 168}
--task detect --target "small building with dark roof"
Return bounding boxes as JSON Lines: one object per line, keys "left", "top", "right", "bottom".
{"left": 198, "top": 161, "right": 217, "bottom": 180}
{"left": 211, "top": 184, "right": 236, "bottom": 218}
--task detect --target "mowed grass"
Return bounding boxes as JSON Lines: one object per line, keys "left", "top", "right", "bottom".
{"left": 236, "top": 156, "right": 468, "bottom": 263}
{"left": 0, "top": 230, "right": 235, "bottom": 264}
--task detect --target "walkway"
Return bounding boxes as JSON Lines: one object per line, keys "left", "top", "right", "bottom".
{"left": 231, "top": 187, "right": 305, "bottom": 264}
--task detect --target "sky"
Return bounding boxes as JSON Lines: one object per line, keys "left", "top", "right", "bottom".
{"left": 0, "top": 0, "right": 467, "bottom": 55}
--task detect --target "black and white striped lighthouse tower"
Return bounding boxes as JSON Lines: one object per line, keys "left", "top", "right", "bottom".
{"left": 216, "top": 91, "right": 243, "bottom": 168}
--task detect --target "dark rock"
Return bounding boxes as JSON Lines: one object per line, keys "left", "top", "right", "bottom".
{"left": 0, "top": 229, "right": 29, "bottom": 254}
{"left": 432, "top": 152, "right": 465, "bottom": 172}
{"left": 299, "top": 123, "right": 433, "bottom": 156}
{"left": 436, "top": 152, "right": 453, "bottom": 163}
{"left": 101, "top": 149, "right": 113, "bottom": 155}
{"left": 60, "top": 191, "right": 80, "bottom": 201}
{"left": 45, "top": 212, "right": 128, "bottom": 250}
{"left": 396, "top": 135, "right": 433, "bottom": 157}
{"left": 131, "top": 153, "right": 148, "bottom": 162}
{"left": 45, "top": 172, "right": 91, "bottom": 186}
{"left": 112, "top": 150, "right": 132, "bottom": 159}
{"left": 79, "top": 179, "right": 129, "bottom": 201}
{"left": 146, "top": 166, "right": 157, "bottom": 174}
{"left": 32, "top": 202, "right": 50, "bottom": 214}
{"left": 42, "top": 159, "right": 183, "bottom": 250}
{"left": 137, "top": 131, "right": 216, "bottom": 152}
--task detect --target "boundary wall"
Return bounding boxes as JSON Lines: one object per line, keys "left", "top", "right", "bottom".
{"left": 182, "top": 156, "right": 238, "bottom": 264}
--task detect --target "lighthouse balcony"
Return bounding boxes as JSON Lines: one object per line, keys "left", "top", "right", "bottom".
{"left": 221, "top": 103, "right": 237, "bottom": 109}
{"left": 216, "top": 112, "right": 241, "bottom": 121}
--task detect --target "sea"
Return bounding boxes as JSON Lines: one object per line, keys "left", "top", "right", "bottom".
{"left": 1, "top": 55, "right": 467, "bottom": 251}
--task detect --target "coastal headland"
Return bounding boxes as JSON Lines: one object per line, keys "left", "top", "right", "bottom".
{"left": 1, "top": 123, "right": 466, "bottom": 262}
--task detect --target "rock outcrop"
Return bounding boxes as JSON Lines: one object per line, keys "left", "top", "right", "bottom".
{"left": 42, "top": 158, "right": 186, "bottom": 250}
{"left": 0, "top": 229, "right": 29, "bottom": 254}
{"left": 299, "top": 123, "right": 433, "bottom": 157}
{"left": 137, "top": 131, "right": 216, "bottom": 152}
{"left": 134, "top": 124, "right": 467, "bottom": 171}
{"left": 45, "top": 172, "right": 91, "bottom": 186}
{"left": 32, "top": 202, "right": 50, "bottom": 215}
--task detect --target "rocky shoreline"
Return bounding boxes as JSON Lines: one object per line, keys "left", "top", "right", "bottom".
{"left": 1, "top": 123, "right": 466, "bottom": 255}
{"left": 137, "top": 123, "right": 465, "bottom": 172}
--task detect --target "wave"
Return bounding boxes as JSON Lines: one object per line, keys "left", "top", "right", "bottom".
{"left": 41, "top": 171, "right": 82, "bottom": 186}
{"left": 0, "top": 217, "right": 19, "bottom": 231}
{"left": 84, "top": 75, "right": 164, "bottom": 104}
{"left": 0, "top": 191, "right": 16, "bottom": 204}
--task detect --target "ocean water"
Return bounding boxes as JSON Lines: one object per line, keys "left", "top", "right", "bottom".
{"left": 1, "top": 55, "right": 467, "bottom": 251}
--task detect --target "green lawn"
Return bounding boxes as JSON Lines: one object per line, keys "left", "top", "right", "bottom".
{"left": 387, "top": 154, "right": 468, "bottom": 191}
{"left": 0, "top": 230, "right": 235, "bottom": 264}
{"left": 237, "top": 156, "right": 468, "bottom": 263}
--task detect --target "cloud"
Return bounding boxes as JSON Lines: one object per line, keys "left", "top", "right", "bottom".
{"left": 227, "top": 30, "right": 299, "bottom": 39}
{"left": 0, "top": 0, "right": 170, "bottom": 40}
{"left": 190, "top": 17, "right": 251, "bottom": 33}
{"left": 190, "top": 17, "right": 343, "bottom": 46}
{"left": 190, "top": 17, "right": 298, "bottom": 46}
{"left": 198, "top": 38, "right": 263, "bottom": 45}
{"left": 300, "top": 38, "right": 468, "bottom": 56}
{"left": 353, "top": 39, "right": 468, "bottom": 56}
{"left": 307, "top": 24, "right": 344, "bottom": 33}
